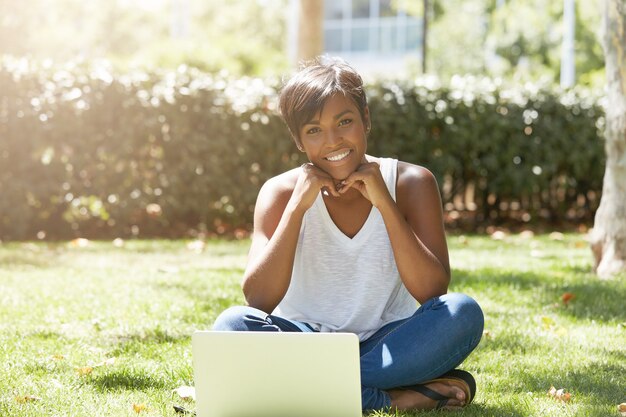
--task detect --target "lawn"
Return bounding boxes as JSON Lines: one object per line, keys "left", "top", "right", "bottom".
{"left": 0, "top": 234, "right": 624, "bottom": 417}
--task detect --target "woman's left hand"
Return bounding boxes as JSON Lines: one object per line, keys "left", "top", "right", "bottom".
{"left": 338, "top": 162, "right": 392, "bottom": 207}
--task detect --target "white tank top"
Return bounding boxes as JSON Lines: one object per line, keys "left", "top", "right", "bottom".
{"left": 273, "top": 158, "right": 417, "bottom": 341}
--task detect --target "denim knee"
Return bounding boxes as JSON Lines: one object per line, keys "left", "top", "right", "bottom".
{"left": 444, "top": 292, "right": 484, "bottom": 344}
{"left": 212, "top": 305, "right": 263, "bottom": 331}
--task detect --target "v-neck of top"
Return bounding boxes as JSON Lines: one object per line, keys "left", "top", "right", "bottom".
{"left": 311, "top": 157, "right": 397, "bottom": 247}
{"left": 314, "top": 192, "right": 378, "bottom": 246}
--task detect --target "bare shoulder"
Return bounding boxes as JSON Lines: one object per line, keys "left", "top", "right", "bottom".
{"left": 395, "top": 161, "right": 441, "bottom": 212}
{"left": 261, "top": 167, "right": 300, "bottom": 194}
{"left": 258, "top": 167, "right": 300, "bottom": 202}
{"left": 396, "top": 161, "right": 439, "bottom": 193}
{"left": 253, "top": 167, "right": 300, "bottom": 238}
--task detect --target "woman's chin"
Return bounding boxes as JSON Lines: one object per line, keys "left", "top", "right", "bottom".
{"left": 325, "top": 162, "right": 361, "bottom": 181}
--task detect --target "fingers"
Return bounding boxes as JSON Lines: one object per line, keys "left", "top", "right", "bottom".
{"left": 337, "top": 179, "right": 364, "bottom": 194}
{"left": 300, "top": 163, "right": 341, "bottom": 197}
{"left": 341, "top": 162, "right": 380, "bottom": 183}
{"left": 337, "top": 162, "right": 382, "bottom": 195}
{"left": 322, "top": 181, "right": 341, "bottom": 197}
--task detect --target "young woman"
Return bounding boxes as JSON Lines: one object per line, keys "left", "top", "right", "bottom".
{"left": 213, "top": 58, "right": 484, "bottom": 412}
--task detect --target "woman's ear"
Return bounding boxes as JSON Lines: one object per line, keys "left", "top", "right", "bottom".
{"left": 363, "top": 106, "right": 371, "bottom": 133}
{"left": 294, "top": 137, "right": 305, "bottom": 152}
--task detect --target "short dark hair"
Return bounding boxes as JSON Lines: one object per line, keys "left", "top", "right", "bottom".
{"left": 278, "top": 57, "right": 368, "bottom": 145}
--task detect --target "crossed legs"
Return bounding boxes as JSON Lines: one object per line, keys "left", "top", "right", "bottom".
{"left": 212, "top": 292, "right": 484, "bottom": 411}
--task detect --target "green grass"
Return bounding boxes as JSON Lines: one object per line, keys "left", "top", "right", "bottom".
{"left": 0, "top": 235, "right": 624, "bottom": 417}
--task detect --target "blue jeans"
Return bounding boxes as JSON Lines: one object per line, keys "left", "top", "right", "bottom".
{"left": 212, "top": 292, "right": 484, "bottom": 410}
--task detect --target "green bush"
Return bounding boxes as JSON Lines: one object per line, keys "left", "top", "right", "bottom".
{"left": 0, "top": 61, "right": 605, "bottom": 240}
{"left": 367, "top": 76, "right": 605, "bottom": 228}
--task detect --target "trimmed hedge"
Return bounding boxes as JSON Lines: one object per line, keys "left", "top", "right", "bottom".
{"left": 367, "top": 77, "right": 605, "bottom": 229}
{"left": 0, "top": 61, "right": 605, "bottom": 240}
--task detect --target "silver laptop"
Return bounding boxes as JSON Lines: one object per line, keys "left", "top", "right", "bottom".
{"left": 192, "top": 331, "right": 362, "bottom": 417}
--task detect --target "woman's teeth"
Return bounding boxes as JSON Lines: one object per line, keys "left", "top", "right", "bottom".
{"left": 326, "top": 150, "right": 350, "bottom": 161}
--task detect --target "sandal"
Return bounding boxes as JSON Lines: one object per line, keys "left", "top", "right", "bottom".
{"left": 400, "top": 369, "right": 476, "bottom": 410}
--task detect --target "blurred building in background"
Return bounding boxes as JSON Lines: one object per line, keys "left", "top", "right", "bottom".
{"left": 287, "top": 0, "right": 422, "bottom": 77}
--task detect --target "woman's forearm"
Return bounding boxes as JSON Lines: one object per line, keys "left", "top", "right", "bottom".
{"left": 241, "top": 202, "right": 305, "bottom": 313}
{"left": 377, "top": 197, "right": 450, "bottom": 303}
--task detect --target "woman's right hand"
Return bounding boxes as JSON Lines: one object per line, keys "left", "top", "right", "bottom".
{"left": 290, "top": 163, "right": 340, "bottom": 211}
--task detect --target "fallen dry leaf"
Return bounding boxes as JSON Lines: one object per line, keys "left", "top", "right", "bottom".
{"left": 549, "top": 232, "right": 564, "bottom": 241}
{"left": 491, "top": 230, "right": 507, "bottom": 241}
{"left": 555, "top": 327, "right": 568, "bottom": 337}
{"left": 93, "top": 357, "right": 116, "bottom": 368}
{"left": 145, "top": 203, "right": 162, "bottom": 218}
{"left": 618, "top": 403, "right": 626, "bottom": 417}
{"left": 133, "top": 403, "right": 147, "bottom": 413}
{"left": 15, "top": 395, "right": 42, "bottom": 403}
{"left": 541, "top": 316, "right": 555, "bottom": 329}
{"left": 547, "top": 386, "right": 571, "bottom": 402}
{"left": 530, "top": 249, "right": 546, "bottom": 258}
{"left": 172, "top": 385, "right": 196, "bottom": 401}
{"left": 70, "top": 238, "right": 90, "bottom": 248}
{"left": 186, "top": 240, "right": 205, "bottom": 252}
{"left": 520, "top": 230, "right": 535, "bottom": 239}
{"left": 49, "top": 354, "right": 65, "bottom": 361}
{"left": 561, "top": 292, "right": 576, "bottom": 306}
{"left": 158, "top": 266, "right": 180, "bottom": 274}
{"left": 541, "top": 317, "right": 568, "bottom": 336}
{"left": 76, "top": 366, "right": 93, "bottom": 376}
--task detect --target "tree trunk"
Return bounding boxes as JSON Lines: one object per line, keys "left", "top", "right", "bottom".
{"left": 422, "top": 0, "right": 428, "bottom": 74}
{"left": 590, "top": 0, "right": 626, "bottom": 278}
{"left": 297, "top": 0, "right": 324, "bottom": 63}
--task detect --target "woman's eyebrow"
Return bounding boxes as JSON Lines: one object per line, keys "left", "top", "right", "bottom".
{"left": 332, "top": 110, "right": 354, "bottom": 120}
{"left": 304, "top": 109, "right": 354, "bottom": 125}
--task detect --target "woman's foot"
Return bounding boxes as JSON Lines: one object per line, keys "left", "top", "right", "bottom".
{"left": 387, "top": 379, "right": 468, "bottom": 411}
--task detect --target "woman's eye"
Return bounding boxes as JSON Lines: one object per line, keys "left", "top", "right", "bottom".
{"left": 338, "top": 118, "right": 352, "bottom": 127}
{"left": 306, "top": 127, "right": 320, "bottom": 135}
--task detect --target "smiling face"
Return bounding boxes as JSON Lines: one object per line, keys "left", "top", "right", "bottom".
{"left": 299, "top": 93, "right": 370, "bottom": 181}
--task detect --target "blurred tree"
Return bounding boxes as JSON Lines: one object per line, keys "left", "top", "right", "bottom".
{"left": 487, "top": 1, "right": 562, "bottom": 80}
{"left": 560, "top": 0, "right": 575, "bottom": 88}
{"left": 394, "top": 0, "right": 604, "bottom": 87}
{"left": 296, "top": 0, "right": 324, "bottom": 63}
{"left": 486, "top": 0, "right": 603, "bottom": 86}
{"left": 0, "top": 0, "right": 288, "bottom": 76}
{"left": 0, "top": 0, "right": 104, "bottom": 60}
{"left": 428, "top": 0, "right": 490, "bottom": 76}
{"left": 185, "top": 0, "right": 288, "bottom": 75}
{"left": 590, "top": 0, "right": 626, "bottom": 278}
{"left": 393, "top": 0, "right": 445, "bottom": 73}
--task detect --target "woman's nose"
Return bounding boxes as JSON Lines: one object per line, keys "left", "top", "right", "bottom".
{"left": 326, "top": 129, "right": 342, "bottom": 145}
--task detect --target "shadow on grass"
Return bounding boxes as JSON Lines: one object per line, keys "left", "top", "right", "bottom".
{"left": 467, "top": 403, "right": 526, "bottom": 417}
{"left": 398, "top": 402, "right": 525, "bottom": 417}
{"left": 476, "top": 330, "right": 541, "bottom": 356}
{"left": 89, "top": 369, "right": 168, "bottom": 392}
{"left": 561, "top": 264, "right": 593, "bottom": 274}
{"left": 110, "top": 329, "right": 189, "bottom": 356}
{"left": 0, "top": 252, "right": 54, "bottom": 268}
{"left": 27, "top": 330, "right": 65, "bottom": 340}
{"left": 514, "top": 360, "right": 626, "bottom": 404}
{"left": 453, "top": 268, "right": 626, "bottom": 322}
{"left": 152, "top": 277, "right": 245, "bottom": 326}
{"left": 453, "top": 268, "right": 545, "bottom": 291}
